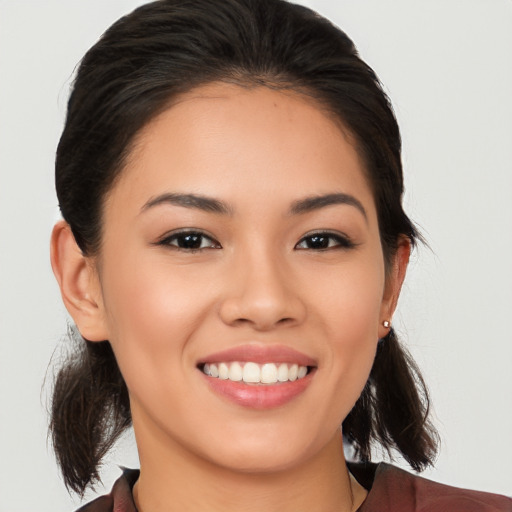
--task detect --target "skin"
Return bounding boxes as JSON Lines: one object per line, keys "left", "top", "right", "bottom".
{"left": 51, "top": 83, "right": 409, "bottom": 512}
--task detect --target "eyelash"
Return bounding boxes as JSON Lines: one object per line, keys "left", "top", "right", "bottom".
{"left": 295, "top": 231, "right": 356, "bottom": 251}
{"left": 156, "top": 230, "right": 221, "bottom": 252}
{"left": 155, "top": 230, "right": 355, "bottom": 252}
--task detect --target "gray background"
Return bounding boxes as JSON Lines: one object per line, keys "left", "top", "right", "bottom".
{"left": 1, "top": 0, "right": 511, "bottom": 509}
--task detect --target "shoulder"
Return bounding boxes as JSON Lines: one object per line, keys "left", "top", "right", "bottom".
{"left": 350, "top": 462, "right": 512, "bottom": 512}
{"left": 74, "top": 469, "right": 140, "bottom": 512}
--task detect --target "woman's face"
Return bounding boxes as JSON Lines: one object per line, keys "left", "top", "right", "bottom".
{"left": 91, "top": 83, "right": 402, "bottom": 473}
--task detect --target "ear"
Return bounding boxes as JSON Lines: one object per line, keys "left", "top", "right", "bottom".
{"left": 50, "top": 220, "right": 109, "bottom": 342}
{"left": 378, "top": 236, "right": 411, "bottom": 339}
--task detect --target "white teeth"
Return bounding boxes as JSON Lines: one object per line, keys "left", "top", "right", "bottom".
{"left": 209, "top": 364, "right": 219, "bottom": 378}
{"left": 218, "top": 362, "right": 229, "bottom": 380}
{"left": 202, "top": 361, "right": 309, "bottom": 384}
{"left": 261, "top": 363, "right": 278, "bottom": 384}
{"left": 228, "top": 362, "right": 243, "bottom": 381}
{"left": 243, "top": 362, "right": 260, "bottom": 383}
{"left": 277, "top": 363, "right": 288, "bottom": 382}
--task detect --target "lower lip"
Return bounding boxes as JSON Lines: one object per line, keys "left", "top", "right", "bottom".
{"left": 201, "top": 371, "right": 314, "bottom": 409}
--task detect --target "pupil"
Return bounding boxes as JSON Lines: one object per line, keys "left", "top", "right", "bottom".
{"left": 308, "top": 235, "right": 328, "bottom": 248}
{"left": 180, "top": 234, "right": 202, "bottom": 248}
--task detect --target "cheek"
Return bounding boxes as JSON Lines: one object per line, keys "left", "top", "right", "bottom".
{"left": 312, "top": 255, "right": 384, "bottom": 340}
{"left": 308, "top": 255, "right": 384, "bottom": 407}
{"left": 98, "top": 253, "right": 213, "bottom": 387}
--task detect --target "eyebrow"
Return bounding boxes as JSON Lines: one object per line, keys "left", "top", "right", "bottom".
{"left": 141, "top": 191, "right": 367, "bottom": 220}
{"left": 142, "top": 193, "right": 232, "bottom": 215}
{"left": 289, "top": 193, "right": 367, "bottom": 220}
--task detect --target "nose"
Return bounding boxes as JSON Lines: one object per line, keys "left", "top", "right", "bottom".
{"left": 218, "top": 250, "right": 306, "bottom": 331}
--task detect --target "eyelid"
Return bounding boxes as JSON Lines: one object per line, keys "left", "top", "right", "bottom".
{"left": 154, "top": 228, "right": 221, "bottom": 249}
{"left": 295, "top": 230, "right": 356, "bottom": 250}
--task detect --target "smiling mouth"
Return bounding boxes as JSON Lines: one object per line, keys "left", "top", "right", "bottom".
{"left": 200, "top": 362, "right": 312, "bottom": 384}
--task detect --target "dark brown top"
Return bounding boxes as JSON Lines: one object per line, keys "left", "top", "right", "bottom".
{"left": 76, "top": 463, "right": 512, "bottom": 511}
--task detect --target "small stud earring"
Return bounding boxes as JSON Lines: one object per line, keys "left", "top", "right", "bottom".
{"left": 383, "top": 320, "right": 391, "bottom": 328}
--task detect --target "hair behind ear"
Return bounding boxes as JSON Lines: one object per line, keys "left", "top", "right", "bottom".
{"left": 49, "top": 327, "right": 131, "bottom": 495}
{"left": 342, "top": 329, "right": 439, "bottom": 470}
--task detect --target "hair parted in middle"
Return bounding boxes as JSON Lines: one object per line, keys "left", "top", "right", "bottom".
{"left": 51, "top": 0, "right": 438, "bottom": 495}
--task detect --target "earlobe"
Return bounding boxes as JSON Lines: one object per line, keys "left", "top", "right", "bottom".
{"left": 378, "top": 237, "right": 411, "bottom": 339}
{"left": 50, "top": 221, "right": 109, "bottom": 342}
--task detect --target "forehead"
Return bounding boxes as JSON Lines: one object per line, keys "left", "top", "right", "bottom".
{"left": 110, "top": 82, "right": 376, "bottom": 219}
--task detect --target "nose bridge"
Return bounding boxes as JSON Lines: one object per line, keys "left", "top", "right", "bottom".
{"left": 219, "top": 240, "right": 304, "bottom": 330}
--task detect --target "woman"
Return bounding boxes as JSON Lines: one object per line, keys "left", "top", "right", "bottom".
{"left": 49, "top": 0, "right": 511, "bottom": 510}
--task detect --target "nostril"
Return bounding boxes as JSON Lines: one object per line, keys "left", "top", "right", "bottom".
{"left": 232, "top": 317, "right": 251, "bottom": 326}
{"left": 218, "top": 290, "right": 306, "bottom": 330}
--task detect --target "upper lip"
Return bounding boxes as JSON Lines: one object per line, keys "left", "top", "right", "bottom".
{"left": 198, "top": 344, "right": 317, "bottom": 367}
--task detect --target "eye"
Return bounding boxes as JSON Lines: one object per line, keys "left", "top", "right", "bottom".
{"left": 295, "top": 231, "right": 355, "bottom": 250}
{"left": 156, "top": 230, "right": 221, "bottom": 251}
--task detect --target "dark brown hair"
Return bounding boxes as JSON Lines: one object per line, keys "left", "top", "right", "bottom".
{"left": 51, "top": 0, "right": 438, "bottom": 495}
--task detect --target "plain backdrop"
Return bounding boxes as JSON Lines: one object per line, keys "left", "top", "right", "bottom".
{"left": 0, "top": 0, "right": 511, "bottom": 510}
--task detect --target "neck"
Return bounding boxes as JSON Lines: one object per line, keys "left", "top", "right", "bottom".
{"left": 132, "top": 419, "right": 367, "bottom": 512}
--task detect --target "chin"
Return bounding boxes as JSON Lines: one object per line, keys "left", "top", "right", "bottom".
{"left": 190, "top": 418, "right": 338, "bottom": 476}
{"left": 205, "top": 443, "right": 314, "bottom": 475}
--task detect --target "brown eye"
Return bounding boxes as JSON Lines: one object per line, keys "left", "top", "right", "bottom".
{"left": 295, "top": 232, "right": 354, "bottom": 250}
{"left": 158, "top": 231, "right": 221, "bottom": 251}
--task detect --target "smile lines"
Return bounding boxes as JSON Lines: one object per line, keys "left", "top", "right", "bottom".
{"left": 202, "top": 362, "right": 309, "bottom": 384}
